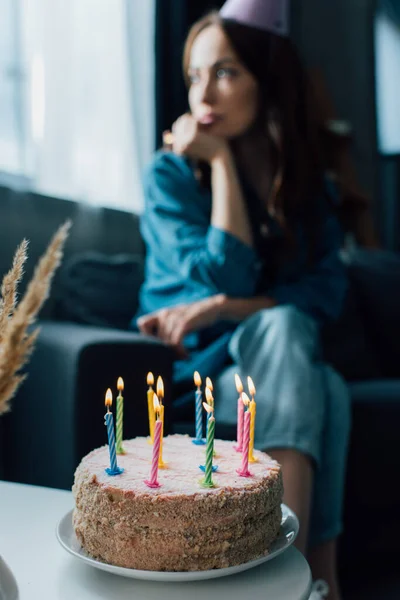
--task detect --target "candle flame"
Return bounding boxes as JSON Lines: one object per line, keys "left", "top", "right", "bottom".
{"left": 205, "top": 386, "right": 213, "bottom": 405}
{"left": 205, "top": 376, "right": 213, "bottom": 391}
{"left": 235, "top": 373, "right": 243, "bottom": 394}
{"left": 147, "top": 372, "right": 154, "bottom": 386}
{"left": 153, "top": 393, "right": 160, "bottom": 412}
{"left": 156, "top": 376, "right": 164, "bottom": 399}
{"left": 242, "top": 392, "right": 250, "bottom": 408}
{"left": 203, "top": 401, "right": 214, "bottom": 414}
{"left": 247, "top": 376, "right": 256, "bottom": 398}
{"left": 194, "top": 371, "right": 202, "bottom": 387}
{"left": 117, "top": 377, "right": 124, "bottom": 391}
{"left": 105, "top": 388, "right": 112, "bottom": 408}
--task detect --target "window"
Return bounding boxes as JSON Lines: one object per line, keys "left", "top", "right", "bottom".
{"left": 375, "top": 3, "right": 400, "bottom": 155}
{"left": 0, "top": 0, "right": 27, "bottom": 175}
{"left": 0, "top": 0, "right": 155, "bottom": 212}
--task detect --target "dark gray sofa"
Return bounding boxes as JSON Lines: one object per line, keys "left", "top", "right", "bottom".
{"left": 1, "top": 183, "right": 400, "bottom": 577}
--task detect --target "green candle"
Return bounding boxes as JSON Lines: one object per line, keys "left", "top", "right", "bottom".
{"left": 116, "top": 377, "right": 125, "bottom": 455}
{"left": 201, "top": 403, "right": 215, "bottom": 488}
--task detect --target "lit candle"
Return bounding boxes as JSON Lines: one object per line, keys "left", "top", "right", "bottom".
{"left": 247, "top": 376, "right": 258, "bottom": 463}
{"left": 157, "top": 376, "right": 166, "bottom": 467}
{"left": 205, "top": 377, "right": 213, "bottom": 390}
{"left": 199, "top": 385, "right": 218, "bottom": 473}
{"left": 237, "top": 393, "right": 252, "bottom": 477}
{"left": 145, "top": 395, "right": 162, "bottom": 488}
{"left": 234, "top": 374, "right": 244, "bottom": 453}
{"left": 116, "top": 377, "right": 125, "bottom": 455}
{"left": 205, "top": 378, "right": 214, "bottom": 433}
{"left": 104, "top": 389, "right": 124, "bottom": 476}
{"left": 201, "top": 401, "right": 216, "bottom": 488}
{"left": 193, "top": 371, "right": 205, "bottom": 445}
{"left": 147, "top": 372, "right": 155, "bottom": 443}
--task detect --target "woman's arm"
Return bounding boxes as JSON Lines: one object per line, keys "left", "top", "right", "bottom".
{"left": 220, "top": 295, "right": 277, "bottom": 320}
{"left": 143, "top": 152, "right": 261, "bottom": 300}
{"left": 210, "top": 146, "right": 254, "bottom": 248}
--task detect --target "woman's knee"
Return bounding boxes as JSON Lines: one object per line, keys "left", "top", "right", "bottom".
{"left": 229, "top": 304, "right": 319, "bottom": 362}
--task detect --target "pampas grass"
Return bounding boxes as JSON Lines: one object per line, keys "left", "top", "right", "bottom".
{"left": 0, "top": 221, "right": 71, "bottom": 416}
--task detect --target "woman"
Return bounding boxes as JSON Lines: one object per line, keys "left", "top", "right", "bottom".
{"left": 136, "top": 2, "right": 350, "bottom": 598}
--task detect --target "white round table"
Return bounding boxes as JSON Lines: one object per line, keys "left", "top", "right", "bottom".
{"left": 0, "top": 481, "right": 312, "bottom": 600}
{"left": 59, "top": 544, "right": 312, "bottom": 600}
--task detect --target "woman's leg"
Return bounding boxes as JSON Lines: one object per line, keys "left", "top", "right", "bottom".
{"left": 267, "top": 448, "right": 313, "bottom": 554}
{"left": 215, "top": 306, "right": 324, "bottom": 553}
{"left": 307, "top": 366, "right": 351, "bottom": 600}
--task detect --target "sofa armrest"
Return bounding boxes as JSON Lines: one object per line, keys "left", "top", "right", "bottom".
{"left": 344, "top": 248, "right": 400, "bottom": 376}
{"left": 3, "top": 320, "right": 174, "bottom": 489}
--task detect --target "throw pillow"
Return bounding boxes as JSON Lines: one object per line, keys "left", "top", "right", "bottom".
{"left": 55, "top": 252, "right": 144, "bottom": 329}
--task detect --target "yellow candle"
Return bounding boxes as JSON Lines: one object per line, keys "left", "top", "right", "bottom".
{"left": 247, "top": 376, "right": 258, "bottom": 463}
{"left": 147, "top": 372, "right": 155, "bottom": 443}
{"left": 116, "top": 377, "right": 125, "bottom": 455}
{"left": 157, "top": 376, "right": 166, "bottom": 468}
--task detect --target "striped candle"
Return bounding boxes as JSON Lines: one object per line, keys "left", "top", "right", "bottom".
{"left": 193, "top": 371, "right": 205, "bottom": 445}
{"left": 205, "top": 384, "right": 214, "bottom": 436}
{"left": 158, "top": 403, "right": 165, "bottom": 467}
{"left": 116, "top": 377, "right": 125, "bottom": 455}
{"left": 237, "top": 397, "right": 252, "bottom": 478}
{"left": 147, "top": 372, "right": 155, "bottom": 443}
{"left": 201, "top": 410, "right": 216, "bottom": 488}
{"left": 156, "top": 376, "right": 166, "bottom": 467}
{"left": 104, "top": 389, "right": 123, "bottom": 476}
{"left": 145, "top": 397, "right": 162, "bottom": 488}
{"left": 247, "top": 376, "right": 257, "bottom": 463}
{"left": 205, "top": 385, "right": 216, "bottom": 457}
{"left": 234, "top": 374, "right": 244, "bottom": 452}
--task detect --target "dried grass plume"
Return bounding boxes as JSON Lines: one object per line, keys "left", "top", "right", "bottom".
{"left": 0, "top": 221, "right": 71, "bottom": 416}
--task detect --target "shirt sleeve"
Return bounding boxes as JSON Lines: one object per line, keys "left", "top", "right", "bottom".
{"left": 270, "top": 210, "right": 348, "bottom": 324}
{"left": 142, "top": 153, "right": 261, "bottom": 298}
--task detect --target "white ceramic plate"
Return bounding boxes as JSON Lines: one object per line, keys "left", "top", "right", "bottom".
{"left": 56, "top": 504, "right": 298, "bottom": 582}
{"left": 0, "top": 557, "right": 19, "bottom": 600}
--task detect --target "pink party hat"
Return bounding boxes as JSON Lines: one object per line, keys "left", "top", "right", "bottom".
{"left": 220, "top": 0, "right": 290, "bottom": 37}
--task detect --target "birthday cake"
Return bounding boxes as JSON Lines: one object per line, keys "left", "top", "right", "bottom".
{"left": 72, "top": 434, "right": 283, "bottom": 572}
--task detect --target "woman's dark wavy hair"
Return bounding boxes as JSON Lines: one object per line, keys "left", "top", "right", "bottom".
{"left": 182, "top": 11, "right": 326, "bottom": 241}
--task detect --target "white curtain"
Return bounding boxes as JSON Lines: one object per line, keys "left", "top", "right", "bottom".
{"left": 375, "top": 6, "right": 400, "bottom": 155}
{"left": 19, "top": 0, "right": 154, "bottom": 212}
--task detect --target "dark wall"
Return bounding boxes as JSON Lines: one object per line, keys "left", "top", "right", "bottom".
{"left": 292, "top": 1, "right": 378, "bottom": 215}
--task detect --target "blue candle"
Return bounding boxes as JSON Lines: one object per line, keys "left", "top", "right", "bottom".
{"left": 192, "top": 371, "right": 205, "bottom": 445}
{"left": 104, "top": 389, "right": 124, "bottom": 476}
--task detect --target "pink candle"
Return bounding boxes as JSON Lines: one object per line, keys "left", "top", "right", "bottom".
{"left": 234, "top": 374, "right": 244, "bottom": 452}
{"left": 237, "top": 406, "right": 252, "bottom": 478}
{"left": 145, "top": 413, "right": 162, "bottom": 488}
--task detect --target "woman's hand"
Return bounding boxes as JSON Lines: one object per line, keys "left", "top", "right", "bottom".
{"left": 137, "top": 294, "right": 226, "bottom": 357}
{"left": 166, "top": 114, "right": 228, "bottom": 164}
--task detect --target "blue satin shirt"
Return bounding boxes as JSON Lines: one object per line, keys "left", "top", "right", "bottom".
{"left": 136, "top": 151, "right": 347, "bottom": 384}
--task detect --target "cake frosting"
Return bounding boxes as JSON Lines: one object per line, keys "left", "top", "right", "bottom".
{"left": 72, "top": 434, "right": 283, "bottom": 571}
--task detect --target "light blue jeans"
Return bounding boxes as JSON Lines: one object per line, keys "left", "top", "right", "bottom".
{"left": 214, "top": 305, "right": 351, "bottom": 548}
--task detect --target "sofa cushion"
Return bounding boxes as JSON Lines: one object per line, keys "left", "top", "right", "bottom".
{"left": 345, "top": 248, "right": 400, "bottom": 377}
{"left": 349, "top": 379, "right": 400, "bottom": 405}
{"left": 321, "top": 283, "right": 382, "bottom": 382}
{"left": 55, "top": 252, "right": 144, "bottom": 329}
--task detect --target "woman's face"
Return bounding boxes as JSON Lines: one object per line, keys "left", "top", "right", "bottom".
{"left": 188, "top": 25, "right": 259, "bottom": 139}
